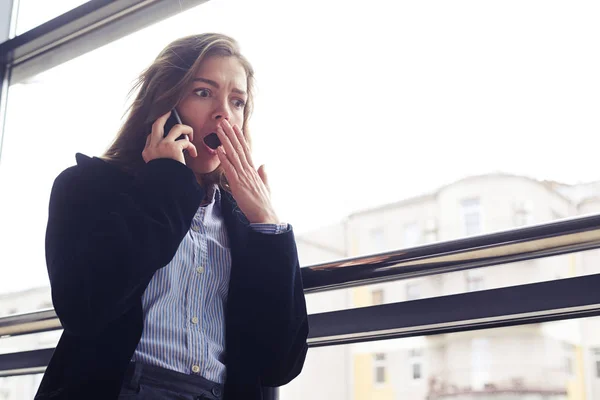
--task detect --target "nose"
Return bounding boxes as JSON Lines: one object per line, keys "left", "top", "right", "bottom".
{"left": 212, "top": 99, "right": 231, "bottom": 122}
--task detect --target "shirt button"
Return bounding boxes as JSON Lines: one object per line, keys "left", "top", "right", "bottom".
{"left": 196, "top": 266, "right": 205, "bottom": 274}
{"left": 192, "top": 365, "right": 200, "bottom": 373}
{"left": 191, "top": 225, "right": 200, "bottom": 232}
{"left": 191, "top": 316, "right": 199, "bottom": 324}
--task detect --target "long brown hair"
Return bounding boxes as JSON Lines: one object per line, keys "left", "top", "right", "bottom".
{"left": 101, "top": 33, "right": 255, "bottom": 187}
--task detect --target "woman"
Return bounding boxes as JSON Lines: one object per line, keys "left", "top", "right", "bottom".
{"left": 35, "top": 33, "right": 308, "bottom": 400}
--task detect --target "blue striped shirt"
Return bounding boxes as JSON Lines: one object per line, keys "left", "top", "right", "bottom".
{"left": 132, "top": 185, "right": 288, "bottom": 383}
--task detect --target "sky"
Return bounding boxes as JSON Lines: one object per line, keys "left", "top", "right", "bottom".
{"left": 0, "top": 0, "right": 599, "bottom": 294}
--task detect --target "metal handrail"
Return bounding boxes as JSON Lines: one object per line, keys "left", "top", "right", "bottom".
{"left": 302, "top": 213, "right": 600, "bottom": 292}
{"left": 0, "top": 309, "right": 59, "bottom": 338}
{"left": 2, "top": 213, "right": 600, "bottom": 339}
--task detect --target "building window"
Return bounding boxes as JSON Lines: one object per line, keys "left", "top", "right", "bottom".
{"left": 424, "top": 218, "right": 438, "bottom": 243}
{"left": 596, "top": 360, "right": 600, "bottom": 379}
{"left": 370, "top": 228, "right": 386, "bottom": 251}
{"left": 410, "top": 348, "right": 423, "bottom": 381}
{"left": 565, "top": 356, "right": 573, "bottom": 375}
{"left": 372, "top": 289, "right": 384, "bottom": 305}
{"left": 374, "top": 353, "right": 386, "bottom": 384}
{"left": 412, "top": 363, "right": 422, "bottom": 380}
{"left": 514, "top": 201, "right": 534, "bottom": 227}
{"left": 466, "top": 270, "right": 485, "bottom": 292}
{"left": 406, "top": 282, "right": 421, "bottom": 300}
{"left": 471, "top": 338, "right": 490, "bottom": 390}
{"left": 403, "top": 222, "right": 421, "bottom": 247}
{"left": 461, "top": 198, "right": 482, "bottom": 236}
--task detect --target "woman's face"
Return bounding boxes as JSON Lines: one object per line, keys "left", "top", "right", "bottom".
{"left": 178, "top": 55, "right": 248, "bottom": 176}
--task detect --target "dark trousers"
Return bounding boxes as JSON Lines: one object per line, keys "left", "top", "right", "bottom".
{"left": 118, "top": 362, "right": 224, "bottom": 400}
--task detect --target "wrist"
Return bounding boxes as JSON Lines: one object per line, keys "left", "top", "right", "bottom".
{"left": 249, "top": 212, "right": 279, "bottom": 225}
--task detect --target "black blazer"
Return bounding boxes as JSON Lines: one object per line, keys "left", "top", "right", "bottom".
{"left": 34, "top": 154, "right": 308, "bottom": 400}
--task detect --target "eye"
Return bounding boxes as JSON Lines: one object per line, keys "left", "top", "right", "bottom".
{"left": 233, "top": 99, "right": 246, "bottom": 109}
{"left": 194, "top": 88, "right": 211, "bottom": 98}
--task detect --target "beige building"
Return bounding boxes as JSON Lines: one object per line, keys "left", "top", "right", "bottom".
{"left": 283, "top": 173, "right": 600, "bottom": 400}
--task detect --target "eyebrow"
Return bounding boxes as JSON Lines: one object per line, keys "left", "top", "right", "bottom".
{"left": 193, "top": 77, "right": 247, "bottom": 96}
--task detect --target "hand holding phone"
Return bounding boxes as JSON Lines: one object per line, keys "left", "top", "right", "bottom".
{"left": 142, "top": 111, "right": 197, "bottom": 165}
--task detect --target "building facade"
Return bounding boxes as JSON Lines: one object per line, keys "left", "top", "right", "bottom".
{"left": 283, "top": 173, "right": 600, "bottom": 400}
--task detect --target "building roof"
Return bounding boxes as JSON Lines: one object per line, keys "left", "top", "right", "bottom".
{"left": 348, "top": 172, "right": 590, "bottom": 218}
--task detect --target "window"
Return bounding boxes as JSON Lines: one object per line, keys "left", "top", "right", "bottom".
{"left": 412, "top": 363, "right": 422, "bottom": 380}
{"left": 374, "top": 353, "right": 386, "bottom": 384}
{"left": 461, "top": 198, "right": 482, "bottom": 236}
{"left": 372, "top": 289, "right": 384, "bottom": 305}
{"left": 409, "top": 348, "right": 423, "bottom": 381}
{"left": 471, "top": 338, "right": 490, "bottom": 390}
{"left": 16, "top": 0, "right": 90, "bottom": 35}
{"left": 564, "top": 356, "right": 573, "bottom": 375}
{"left": 596, "top": 360, "right": 600, "bottom": 379}
{"left": 424, "top": 218, "right": 438, "bottom": 243}
{"left": 403, "top": 222, "right": 421, "bottom": 247}
{"left": 406, "top": 282, "right": 421, "bottom": 300}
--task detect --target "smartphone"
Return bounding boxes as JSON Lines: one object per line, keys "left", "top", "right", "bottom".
{"left": 164, "top": 109, "right": 183, "bottom": 139}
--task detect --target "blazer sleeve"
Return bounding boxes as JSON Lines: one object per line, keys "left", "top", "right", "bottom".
{"left": 234, "top": 228, "right": 309, "bottom": 387}
{"left": 46, "top": 159, "right": 203, "bottom": 337}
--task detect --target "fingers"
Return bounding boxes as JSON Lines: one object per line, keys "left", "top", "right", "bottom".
{"left": 216, "top": 119, "right": 256, "bottom": 172}
{"left": 165, "top": 123, "right": 194, "bottom": 143}
{"left": 216, "top": 122, "right": 244, "bottom": 172}
{"left": 257, "top": 164, "right": 270, "bottom": 194}
{"left": 150, "top": 111, "right": 172, "bottom": 142}
{"left": 232, "top": 123, "right": 254, "bottom": 169}
{"left": 177, "top": 136, "right": 197, "bottom": 158}
{"left": 217, "top": 146, "right": 238, "bottom": 180}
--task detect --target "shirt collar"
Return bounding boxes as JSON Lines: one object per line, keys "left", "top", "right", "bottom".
{"left": 201, "top": 184, "right": 220, "bottom": 207}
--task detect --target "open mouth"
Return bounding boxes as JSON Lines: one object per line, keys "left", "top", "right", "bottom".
{"left": 203, "top": 132, "right": 221, "bottom": 150}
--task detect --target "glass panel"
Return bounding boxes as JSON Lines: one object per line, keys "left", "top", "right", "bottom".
{"left": 0, "top": 374, "right": 43, "bottom": 400}
{"left": 15, "top": 0, "right": 90, "bottom": 35}
{"left": 281, "top": 316, "right": 600, "bottom": 400}
{"left": 2, "top": 0, "right": 600, "bottom": 301}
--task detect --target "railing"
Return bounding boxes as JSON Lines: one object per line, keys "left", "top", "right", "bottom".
{"left": 2, "top": 213, "right": 600, "bottom": 376}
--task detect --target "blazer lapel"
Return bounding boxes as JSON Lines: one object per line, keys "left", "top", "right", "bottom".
{"left": 220, "top": 189, "right": 249, "bottom": 256}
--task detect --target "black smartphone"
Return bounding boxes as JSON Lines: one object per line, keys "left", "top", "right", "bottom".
{"left": 164, "top": 109, "right": 183, "bottom": 138}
